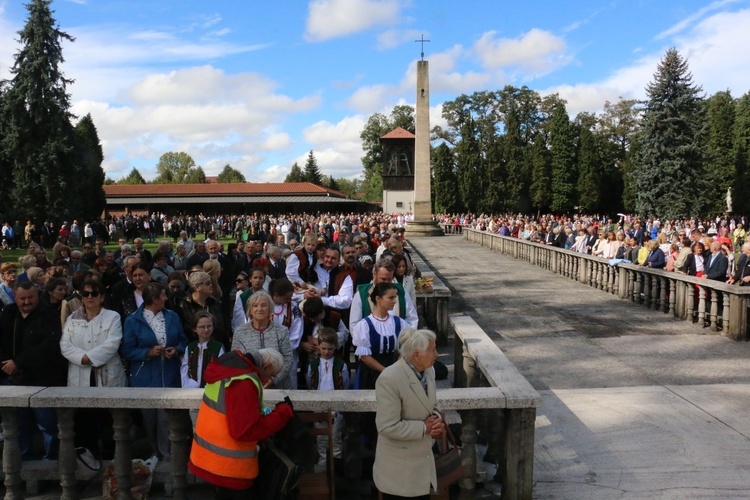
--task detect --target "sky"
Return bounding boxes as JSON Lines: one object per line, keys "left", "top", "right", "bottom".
{"left": 1, "top": 0, "right": 749, "bottom": 183}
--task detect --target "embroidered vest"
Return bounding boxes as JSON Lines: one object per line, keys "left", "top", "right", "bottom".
{"left": 309, "top": 357, "right": 346, "bottom": 391}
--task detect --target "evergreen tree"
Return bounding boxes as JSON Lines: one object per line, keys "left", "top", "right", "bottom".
{"left": 284, "top": 162, "right": 305, "bottom": 182}
{"left": 118, "top": 167, "right": 146, "bottom": 185}
{"left": 431, "top": 143, "right": 458, "bottom": 213}
{"left": 575, "top": 112, "right": 603, "bottom": 213}
{"left": 217, "top": 164, "right": 246, "bottom": 183}
{"left": 548, "top": 100, "right": 576, "bottom": 213}
{"left": 0, "top": 0, "right": 77, "bottom": 221}
{"left": 455, "top": 120, "right": 482, "bottom": 212}
{"left": 634, "top": 48, "right": 705, "bottom": 219}
{"left": 705, "top": 90, "right": 736, "bottom": 213}
{"left": 303, "top": 150, "right": 323, "bottom": 185}
{"left": 734, "top": 92, "right": 750, "bottom": 215}
{"left": 529, "top": 135, "right": 551, "bottom": 211}
{"left": 72, "top": 113, "right": 106, "bottom": 220}
{"left": 325, "top": 175, "right": 340, "bottom": 192}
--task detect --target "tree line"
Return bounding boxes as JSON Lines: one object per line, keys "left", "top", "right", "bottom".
{"left": 115, "top": 154, "right": 247, "bottom": 185}
{"left": 360, "top": 49, "right": 750, "bottom": 219}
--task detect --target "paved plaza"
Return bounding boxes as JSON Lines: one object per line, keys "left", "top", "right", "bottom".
{"left": 412, "top": 234, "right": 750, "bottom": 499}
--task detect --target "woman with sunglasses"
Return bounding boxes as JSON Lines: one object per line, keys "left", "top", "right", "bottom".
{"left": 60, "top": 279, "right": 126, "bottom": 459}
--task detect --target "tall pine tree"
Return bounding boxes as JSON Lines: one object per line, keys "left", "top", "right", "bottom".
{"left": 634, "top": 48, "right": 705, "bottom": 218}
{"left": 734, "top": 92, "right": 750, "bottom": 216}
{"left": 431, "top": 143, "right": 458, "bottom": 213}
{"left": 704, "top": 90, "right": 736, "bottom": 213}
{"left": 304, "top": 150, "right": 323, "bottom": 185}
{"left": 73, "top": 114, "right": 106, "bottom": 220}
{"left": 284, "top": 162, "right": 305, "bottom": 182}
{"left": 548, "top": 100, "right": 576, "bottom": 213}
{"left": 0, "top": 0, "right": 78, "bottom": 222}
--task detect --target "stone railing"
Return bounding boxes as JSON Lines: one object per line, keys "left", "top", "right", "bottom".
{"left": 451, "top": 314, "right": 540, "bottom": 499}
{"left": 438, "top": 223, "right": 462, "bottom": 234}
{"left": 464, "top": 228, "right": 750, "bottom": 340}
{"left": 408, "top": 243, "right": 451, "bottom": 344}
{"left": 0, "top": 314, "right": 539, "bottom": 500}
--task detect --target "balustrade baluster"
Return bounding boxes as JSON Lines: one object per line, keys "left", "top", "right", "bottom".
{"left": 669, "top": 279, "right": 676, "bottom": 315}
{"left": 58, "top": 408, "right": 77, "bottom": 500}
{"left": 111, "top": 408, "right": 133, "bottom": 500}
{"left": 628, "top": 271, "right": 635, "bottom": 301}
{"left": 643, "top": 275, "right": 651, "bottom": 307}
{"left": 710, "top": 289, "right": 719, "bottom": 332}
{"left": 697, "top": 286, "right": 707, "bottom": 327}
{"left": 651, "top": 275, "right": 659, "bottom": 311}
{"left": 1, "top": 408, "right": 23, "bottom": 500}
{"left": 722, "top": 294, "right": 731, "bottom": 332}
{"left": 167, "top": 409, "right": 192, "bottom": 499}
{"left": 632, "top": 272, "right": 640, "bottom": 303}
{"left": 686, "top": 283, "right": 695, "bottom": 321}
{"left": 604, "top": 266, "right": 611, "bottom": 293}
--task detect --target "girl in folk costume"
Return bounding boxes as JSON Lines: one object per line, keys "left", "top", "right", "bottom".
{"left": 269, "top": 278, "right": 303, "bottom": 386}
{"left": 352, "top": 282, "right": 405, "bottom": 391}
{"left": 181, "top": 311, "right": 225, "bottom": 428}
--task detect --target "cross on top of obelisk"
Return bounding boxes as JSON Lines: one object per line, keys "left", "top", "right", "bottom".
{"left": 415, "top": 34, "right": 430, "bottom": 61}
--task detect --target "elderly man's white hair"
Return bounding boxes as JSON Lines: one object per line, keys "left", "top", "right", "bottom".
{"left": 398, "top": 328, "right": 437, "bottom": 360}
{"left": 258, "top": 348, "right": 284, "bottom": 375}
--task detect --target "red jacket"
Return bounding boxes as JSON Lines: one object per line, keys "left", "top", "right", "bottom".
{"left": 188, "top": 351, "right": 293, "bottom": 490}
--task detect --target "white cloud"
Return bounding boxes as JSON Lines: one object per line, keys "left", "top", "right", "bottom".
{"left": 346, "top": 83, "right": 398, "bottom": 113}
{"left": 377, "top": 29, "right": 424, "bottom": 51}
{"left": 654, "top": 0, "right": 739, "bottom": 40}
{"left": 473, "top": 29, "right": 570, "bottom": 77}
{"left": 301, "top": 116, "right": 368, "bottom": 178}
{"left": 71, "top": 65, "right": 321, "bottom": 179}
{"left": 545, "top": 8, "right": 750, "bottom": 116}
{"left": 305, "top": 0, "right": 403, "bottom": 42}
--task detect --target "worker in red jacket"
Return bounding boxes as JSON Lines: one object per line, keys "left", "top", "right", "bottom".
{"left": 189, "top": 348, "right": 293, "bottom": 497}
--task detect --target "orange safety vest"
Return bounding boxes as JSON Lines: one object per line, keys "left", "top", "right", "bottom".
{"left": 190, "top": 372, "right": 262, "bottom": 480}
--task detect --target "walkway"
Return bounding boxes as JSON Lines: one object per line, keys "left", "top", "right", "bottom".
{"left": 411, "top": 235, "right": 750, "bottom": 499}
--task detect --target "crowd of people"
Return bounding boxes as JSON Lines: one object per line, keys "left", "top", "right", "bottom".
{"left": 449, "top": 212, "right": 750, "bottom": 284}
{"left": 0, "top": 211, "right": 449, "bottom": 498}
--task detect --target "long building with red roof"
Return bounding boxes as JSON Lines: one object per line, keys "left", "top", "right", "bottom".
{"left": 103, "top": 182, "right": 373, "bottom": 215}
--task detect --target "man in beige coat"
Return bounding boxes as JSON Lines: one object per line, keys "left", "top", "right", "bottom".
{"left": 373, "top": 328, "right": 443, "bottom": 498}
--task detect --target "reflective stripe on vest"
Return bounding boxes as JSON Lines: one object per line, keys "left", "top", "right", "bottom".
{"left": 193, "top": 433, "right": 258, "bottom": 459}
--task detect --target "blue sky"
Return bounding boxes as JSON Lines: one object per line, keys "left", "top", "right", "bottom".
{"left": 1, "top": 0, "right": 749, "bottom": 182}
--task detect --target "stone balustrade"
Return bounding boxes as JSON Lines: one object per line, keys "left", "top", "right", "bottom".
{"left": 464, "top": 228, "right": 750, "bottom": 340}
{"left": 0, "top": 311, "right": 539, "bottom": 500}
{"left": 408, "top": 244, "right": 451, "bottom": 344}
{"left": 438, "top": 223, "right": 463, "bottom": 234}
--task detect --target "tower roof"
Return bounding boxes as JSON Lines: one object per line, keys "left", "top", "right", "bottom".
{"left": 380, "top": 127, "right": 416, "bottom": 140}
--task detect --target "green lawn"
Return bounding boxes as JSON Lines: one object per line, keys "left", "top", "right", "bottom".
{"left": 1, "top": 237, "right": 240, "bottom": 264}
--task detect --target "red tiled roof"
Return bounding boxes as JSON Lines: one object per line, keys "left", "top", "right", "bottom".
{"left": 380, "top": 127, "right": 415, "bottom": 140}
{"left": 104, "top": 182, "right": 347, "bottom": 198}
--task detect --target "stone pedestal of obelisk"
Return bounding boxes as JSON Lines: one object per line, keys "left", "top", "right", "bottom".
{"left": 406, "top": 60, "right": 443, "bottom": 237}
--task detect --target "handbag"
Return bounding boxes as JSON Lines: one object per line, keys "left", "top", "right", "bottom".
{"left": 435, "top": 414, "right": 463, "bottom": 491}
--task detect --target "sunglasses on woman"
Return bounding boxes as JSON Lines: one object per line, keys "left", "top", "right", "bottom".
{"left": 81, "top": 290, "right": 100, "bottom": 298}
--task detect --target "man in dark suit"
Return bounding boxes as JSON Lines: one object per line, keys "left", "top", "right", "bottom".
{"left": 266, "top": 245, "right": 286, "bottom": 281}
{"left": 68, "top": 251, "right": 92, "bottom": 274}
{"left": 583, "top": 225, "right": 598, "bottom": 255}
{"left": 633, "top": 222, "right": 645, "bottom": 246}
{"left": 728, "top": 242, "right": 750, "bottom": 286}
{"left": 703, "top": 241, "right": 729, "bottom": 281}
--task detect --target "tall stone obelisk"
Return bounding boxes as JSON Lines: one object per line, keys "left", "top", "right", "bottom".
{"left": 407, "top": 59, "right": 443, "bottom": 237}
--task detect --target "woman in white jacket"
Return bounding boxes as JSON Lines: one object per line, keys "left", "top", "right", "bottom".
{"left": 60, "top": 278, "right": 125, "bottom": 458}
